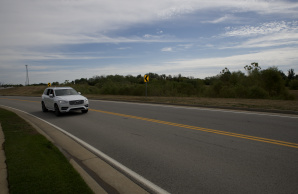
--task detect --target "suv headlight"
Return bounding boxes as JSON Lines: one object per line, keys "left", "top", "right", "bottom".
{"left": 58, "top": 100, "right": 68, "bottom": 104}
{"left": 84, "top": 98, "right": 88, "bottom": 103}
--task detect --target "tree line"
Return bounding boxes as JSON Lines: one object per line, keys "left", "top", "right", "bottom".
{"left": 62, "top": 63, "right": 297, "bottom": 100}
{"left": 2, "top": 63, "right": 297, "bottom": 100}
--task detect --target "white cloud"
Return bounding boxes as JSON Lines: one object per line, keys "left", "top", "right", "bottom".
{"left": 162, "top": 47, "right": 298, "bottom": 73}
{"left": 221, "top": 21, "right": 298, "bottom": 49}
{"left": 224, "top": 21, "right": 297, "bottom": 37}
{"left": 234, "top": 32, "right": 298, "bottom": 48}
{"left": 1, "top": 0, "right": 297, "bottom": 48}
{"left": 203, "top": 14, "right": 236, "bottom": 24}
{"left": 144, "top": 34, "right": 153, "bottom": 38}
{"left": 108, "top": 48, "right": 298, "bottom": 79}
{"left": 0, "top": 49, "right": 126, "bottom": 62}
{"left": 1, "top": 47, "right": 297, "bottom": 84}
{"left": 157, "top": 3, "right": 194, "bottom": 19}
{"left": 160, "top": 44, "right": 193, "bottom": 52}
{"left": 161, "top": 47, "right": 173, "bottom": 52}
{"left": 178, "top": 44, "right": 193, "bottom": 49}
{"left": 1, "top": 0, "right": 298, "bottom": 84}
{"left": 117, "top": 47, "right": 132, "bottom": 50}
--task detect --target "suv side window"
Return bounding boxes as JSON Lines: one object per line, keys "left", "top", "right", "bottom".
{"left": 49, "top": 89, "right": 54, "bottom": 96}
{"left": 45, "top": 89, "right": 54, "bottom": 96}
{"left": 43, "top": 89, "right": 48, "bottom": 95}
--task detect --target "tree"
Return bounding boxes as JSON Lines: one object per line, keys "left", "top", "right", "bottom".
{"left": 261, "top": 67, "right": 284, "bottom": 96}
{"left": 52, "top": 82, "right": 60, "bottom": 86}
{"left": 219, "top": 67, "right": 231, "bottom": 82}
{"left": 244, "top": 62, "right": 261, "bottom": 75}
{"left": 289, "top": 80, "right": 298, "bottom": 90}
{"left": 288, "top": 69, "right": 295, "bottom": 80}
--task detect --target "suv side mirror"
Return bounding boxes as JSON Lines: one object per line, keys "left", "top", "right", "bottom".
{"left": 78, "top": 92, "right": 81, "bottom": 95}
{"left": 49, "top": 94, "right": 54, "bottom": 98}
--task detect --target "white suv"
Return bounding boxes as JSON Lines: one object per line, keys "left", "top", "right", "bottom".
{"left": 41, "top": 87, "right": 89, "bottom": 116}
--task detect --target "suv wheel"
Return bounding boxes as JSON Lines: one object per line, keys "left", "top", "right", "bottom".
{"left": 41, "top": 102, "right": 48, "bottom": 112}
{"left": 54, "top": 104, "right": 61, "bottom": 116}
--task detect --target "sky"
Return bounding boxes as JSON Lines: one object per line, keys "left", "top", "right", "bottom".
{"left": 0, "top": 0, "right": 298, "bottom": 85}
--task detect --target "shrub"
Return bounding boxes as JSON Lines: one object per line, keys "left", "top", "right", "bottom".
{"left": 261, "top": 67, "right": 285, "bottom": 96}
{"left": 234, "top": 85, "right": 248, "bottom": 98}
{"left": 289, "top": 80, "right": 298, "bottom": 90}
{"left": 248, "top": 86, "right": 269, "bottom": 99}
{"left": 219, "top": 85, "right": 236, "bottom": 98}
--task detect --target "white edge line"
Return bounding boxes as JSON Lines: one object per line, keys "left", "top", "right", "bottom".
{"left": 0, "top": 105, "right": 170, "bottom": 194}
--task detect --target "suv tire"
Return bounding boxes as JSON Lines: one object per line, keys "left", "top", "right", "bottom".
{"left": 54, "top": 104, "right": 61, "bottom": 116}
{"left": 41, "top": 102, "right": 48, "bottom": 112}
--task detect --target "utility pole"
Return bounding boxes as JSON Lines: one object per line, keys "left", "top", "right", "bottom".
{"left": 25, "top": 65, "right": 29, "bottom": 86}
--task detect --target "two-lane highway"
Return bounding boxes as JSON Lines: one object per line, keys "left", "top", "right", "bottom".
{"left": 1, "top": 96, "right": 298, "bottom": 193}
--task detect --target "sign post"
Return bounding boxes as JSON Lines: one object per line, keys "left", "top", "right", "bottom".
{"left": 48, "top": 83, "right": 51, "bottom": 87}
{"left": 144, "top": 75, "right": 149, "bottom": 97}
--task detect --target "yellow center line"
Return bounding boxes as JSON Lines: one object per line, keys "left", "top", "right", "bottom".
{"left": 90, "top": 108, "right": 298, "bottom": 149}
{"left": 1, "top": 98, "right": 297, "bottom": 149}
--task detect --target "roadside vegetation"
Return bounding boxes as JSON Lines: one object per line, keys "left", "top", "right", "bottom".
{"left": 0, "top": 108, "right": 93, "bottom": 194}
{"left": 62, "top": 64, "right": 297, "bottom": 100}
{"left": 1, "top": 64, "right": 297, "bottom": 100}
{"left": 72, "top": 64, "right": 296, "bottom": 99}
{"left": 1, "top": 64, "right": 298, "bottom": 111}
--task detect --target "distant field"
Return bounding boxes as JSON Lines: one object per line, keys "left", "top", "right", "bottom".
{"left": 0, "top": 86, "right": 47, "bottom": 96}
{"left": 0, "top": 86, "right": 298, "bottom": 112}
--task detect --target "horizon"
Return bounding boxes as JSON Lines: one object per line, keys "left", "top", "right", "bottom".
{"left": 2, "top": 66, "right": 295, "bottom": 86}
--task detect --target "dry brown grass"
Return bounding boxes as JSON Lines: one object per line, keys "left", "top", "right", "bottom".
{"left": 85, "top": 94, "right": 298, "bottom": 112}
{"left": 0, "top": 86, "right": 47, "bottom": 96}
{"left": 1, "top": 86, "right": 298, "bottom": 112}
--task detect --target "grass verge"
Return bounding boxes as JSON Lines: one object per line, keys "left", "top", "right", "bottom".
{"left": 85, "top": 95, "right": 298, "bottom": 112}
{"left": 0, "top": 108, "right": 93, "bottom": 194}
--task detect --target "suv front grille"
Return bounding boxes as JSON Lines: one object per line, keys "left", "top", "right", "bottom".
{"left": 69, "top": 100, "right": 84, "bottom": 105}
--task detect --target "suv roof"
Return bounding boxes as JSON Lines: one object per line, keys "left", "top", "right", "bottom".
{"left": 46, "top": 87, "right": 73, "bottom": 90}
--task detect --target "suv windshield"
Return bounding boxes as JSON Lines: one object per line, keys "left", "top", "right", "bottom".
{"left": 55, "top": 89, "right": 78, "bottom": 96}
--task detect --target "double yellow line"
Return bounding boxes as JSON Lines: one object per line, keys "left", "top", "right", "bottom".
{"left": 90, "top": 109, "right": 298, "bottom": 149}
{"left": 1, "top": 97, "right": 297, "bottom": 149}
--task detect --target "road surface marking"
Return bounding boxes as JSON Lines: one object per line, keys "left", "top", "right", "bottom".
{"left": 94, "top": 100, "right": 298, "bottom": 119}
{"left": 90, "top": 108, "right": 298, "bottom": 149}
{"left": 1, "top": 97, "right": 297, "bottom": 148}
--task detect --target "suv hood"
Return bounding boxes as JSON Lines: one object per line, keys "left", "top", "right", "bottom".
{"left": 56, "top": 95, "right": 86, "bottom": 101}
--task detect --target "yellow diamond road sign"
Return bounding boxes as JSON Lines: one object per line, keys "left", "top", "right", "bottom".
{"left": 48, "top": 83, "right": 51, "bottom": 87}
{"left": 144, "top": 75, "right": 149, "bottom": 82}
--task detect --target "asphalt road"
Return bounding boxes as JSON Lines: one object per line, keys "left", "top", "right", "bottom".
{"left": 1, "top": 96, "right": 298, "bottom": 194}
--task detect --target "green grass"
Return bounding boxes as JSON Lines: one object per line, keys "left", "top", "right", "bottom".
{"left": 0, "top": 108, "right": 93, "bottom": 194}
